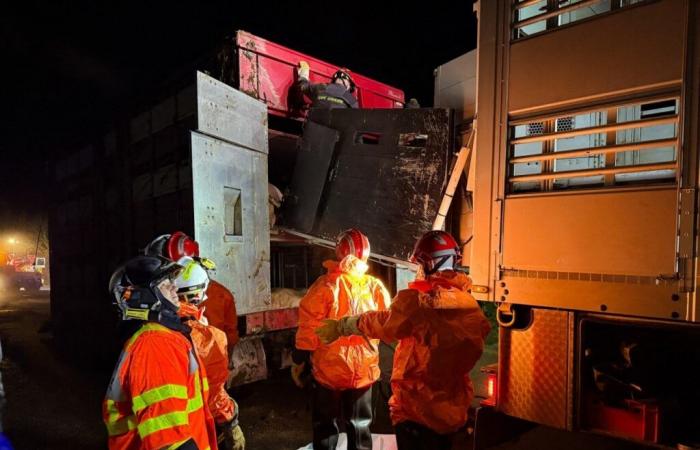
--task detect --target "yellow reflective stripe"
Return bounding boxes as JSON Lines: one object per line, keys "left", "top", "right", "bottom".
{"left": 105, "top": 399, "right": 137, "bottom": 436}
{"left": 187, "top": 392, "right": 204, "bottom": 413}
{"left": 105, "top": 399, "right": 121, "bottom": 424}
{"left": 187, "top": 374, "right": 204, "bottom": 413}
{"left": 106, "top": 414, "right": 137, "bottom": 436}
{"left": 132, "top": 384, "right": 188, "bottom": 413}
{"left": 137, "top": 411, "right": 189, "bottom": 438}
{"left": 202, "top": 377, "right": 209, "bottom": 392}
{"left": 166, "top": 438, "right": 189, "bottom": 450}
{"left": 126, "top": 323, "right": 170, "bottom": 350}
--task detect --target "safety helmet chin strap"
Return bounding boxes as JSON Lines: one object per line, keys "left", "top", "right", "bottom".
{"left": 425, "top": 255, "right": 455, "bottom": 276}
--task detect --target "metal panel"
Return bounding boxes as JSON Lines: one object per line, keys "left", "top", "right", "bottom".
{"left": 191, "top": 131, "right": 271, "bottom": 315}
{"left": 283, "top": 108, "right": 452, "bottom": 261}
{"left": 434, "top": 50, "right": 477, "bottom": 119}
{"left": 195, "top": 71, "right": 268, "bottom": 153}
{"left": 283, "top": 121, "right": 340, "bottom": 233}
{"left": 508, "top": 0, "right": 685, "bottom": 115}
{"left": 234, "top": 30, "right": 405, "bottom": 118}
{"left": 151, "top": 96, "right": 175, "bottom": 133}
{"left": 497, "top": 274, "right": 685, "bottom": 321}
{"left": 499, "top": 309, "right": 574, "bottom": 430}
{"left": 153, "top": 164, "right": 178, "bottom": 197}
{"left": 502, "top": 188, "right": 678, "bottom": 276}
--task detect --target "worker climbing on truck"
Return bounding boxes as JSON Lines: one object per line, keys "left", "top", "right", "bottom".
{"left": 293, "top": 228, "right": 391, "bottom": 450}
{"left": 174, "top": 256, "right": 245, "bottom": 450}
{"left": 104, "top": 255, "right": 218, "bottom": 450}
{"left": 145, "top": 232, "right": 239, "bottom": 349}
{"left": 296, "top": 61, "right": 359, "bottom": 109}
{"left": 315, "top": 230, "right": 491, "bottom": 450}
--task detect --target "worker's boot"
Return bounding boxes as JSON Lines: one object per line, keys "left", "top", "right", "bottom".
{"left": 342, "top": 385, "right": 373, "bottom": 450}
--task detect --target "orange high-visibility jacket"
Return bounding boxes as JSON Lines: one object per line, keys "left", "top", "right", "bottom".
{"left": 187, "top": 319, "right": 237, "bottom": 425}
{"left": 103, "top": 322, "right": 218, "bottom": 450}
{"left": 203, "top": 280, "right": 239, "bottom": 348}
{"left": 357, "top": 271, "right": 491, "bottom": 434}
{"left": 296, "top": 259, "right": 391, "bottom": 390}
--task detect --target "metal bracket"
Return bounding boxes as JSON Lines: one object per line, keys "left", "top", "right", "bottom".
{"left": 678, "top": 188, "right": 696, "bottom": 259}
{"left": 678, "top": 188, "right": 696, "bottom": 292}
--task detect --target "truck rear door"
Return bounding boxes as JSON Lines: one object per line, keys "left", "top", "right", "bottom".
{"left": 190, "top": 72, "right": 271, "bottom": 315}
{"left": 282, "top": 108, "right": 454, "bottom": 262}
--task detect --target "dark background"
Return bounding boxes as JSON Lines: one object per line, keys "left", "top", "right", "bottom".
{"left": 1, "top": 0, "right": 477, "bottom": 219}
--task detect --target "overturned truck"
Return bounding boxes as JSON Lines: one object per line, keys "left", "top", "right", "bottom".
{"left": 48, "top": 31, "right": 465, "bottom": 382}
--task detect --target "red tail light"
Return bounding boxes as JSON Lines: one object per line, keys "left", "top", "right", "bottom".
{"left": 481, "top": 373, "right": 498, "bottom": 407}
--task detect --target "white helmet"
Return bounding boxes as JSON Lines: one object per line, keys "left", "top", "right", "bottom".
{"left": 173, "top": 257, "right": 210, "bottom": 305}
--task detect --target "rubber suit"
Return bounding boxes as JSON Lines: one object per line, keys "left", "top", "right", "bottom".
{"left": 202, "top": 280, "right": 239, "bottom": 348}
{"left": 296, "top": 255, "right": 391, "bottom": 390}
{"left": 179, "top": 304, "right": 244, "bottom": 450}
{"left": 295, "top": 255, "right": 391, "bottom": 450}
{"left": 317, "top": 270, "right": 490, "bottom": 449}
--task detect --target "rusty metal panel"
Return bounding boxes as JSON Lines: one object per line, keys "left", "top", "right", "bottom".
{"left": 283, "top": 108, "right": 452, "bottom": 261}
{"left": 264, "top": 308, "right": 299, "bottom": 331}
{"left": 502, "top": 188, "right": 678, "bottom": 276}
{"left": 509, "top": 0, "right": 685, "bottom": 115}
{"left": 499, "top": 309, "right": 574, "bottom": 429}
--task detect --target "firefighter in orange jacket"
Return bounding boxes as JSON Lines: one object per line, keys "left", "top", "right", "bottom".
{"left": 104, "top": 256, "right": 218, "bottom": 450}
{"left": 293, "top": 228, "right": 391, "bottom": 450}
{"left": 174, "top": 257, "right": 245, "bottom": 450}
{"left": 144, "top": 232, "right": 240, "bottom": 349}
{"left": 202, "top": 279, "right": 239, "bottom": 348}
{"left": 316, "top": 231, "right": 491, "bottom": 450}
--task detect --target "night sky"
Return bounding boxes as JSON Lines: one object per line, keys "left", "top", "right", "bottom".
{"left": 2, "top": 1, "right": 477, "bottom": 217}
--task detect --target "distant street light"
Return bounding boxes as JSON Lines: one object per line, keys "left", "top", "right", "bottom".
{"left": 7, "top": 238, "right": 17, "bottom": 245}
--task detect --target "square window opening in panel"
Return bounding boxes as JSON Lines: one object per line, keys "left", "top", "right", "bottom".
{"left": 224, "top": 186, "right": 243, "bottom": 238}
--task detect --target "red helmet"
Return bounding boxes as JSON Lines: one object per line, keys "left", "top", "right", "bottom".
{"left": 410, "top": 230, "right": 461, "bottom": 274}
{"left": 145, "top": 231, "right": 199, "bottom": 261}
{"left": 335, "top": 228, "right": 370, "bottom": 262}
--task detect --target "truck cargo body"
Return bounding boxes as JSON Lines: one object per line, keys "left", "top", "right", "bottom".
{"left": 470, "top": 0, "right": 700, "bottom": 447}
{"left": 47, "top": 31, "right": 464, "bottom": 379}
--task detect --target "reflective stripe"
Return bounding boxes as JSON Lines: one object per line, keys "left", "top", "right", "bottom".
{"left": 317, "top": 95, "right": 346, "bottom": 104}
{"left": 202, "top": 377, "right": 209, "bottom": 392}
{"left": 132, "top": 384, "right": 188, "bottom": 412}
{"left": 187, "top": 392, "right": 204, "bottom": 413}
{"left": 137, "top": 411, "right": 189, "bottom": 438}
{"left": 105, "top": 399, "right": 121, "bottom": 424}
{"left": 126, "top": 323, "right": 170, "bottom": 351}
{"left": 106, "top": 414, "right": 137, "bottom": 436}
{"left": 166, "top": 438, "right": 189, "bottom": 450}
{"left": 187, "top": 373, "right": 204, "bottom": 413}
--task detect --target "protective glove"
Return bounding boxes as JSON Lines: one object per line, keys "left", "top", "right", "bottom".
{"left": 297, "top": 61, "right": 310, "bottom": 80}
{"left": 315, "top": 316, "right": 361, "bottom": 344}
{"left": 291, "top": 361, "right": 307, "bottom": 388}
{"left": 315, "top": 319, "right": 341, "bottom": 345}
{"left": 217, "top": 421, "right": 245, "bottom": 450}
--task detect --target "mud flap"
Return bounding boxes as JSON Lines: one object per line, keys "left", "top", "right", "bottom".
{"left": 227, "top": 335, "right": 268, "bottom": 386}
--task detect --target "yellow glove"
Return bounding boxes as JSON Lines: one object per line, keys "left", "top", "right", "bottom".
{"left": 315, "top": 318, "right": 342, "bottom": 344}
{"left": 298, "top": 60, "right": 310, "bottom": 80}
{"left": 291, "top": 361, "right": 307, "bottom": 388}
{"left": 217, "top": 422, "right": 245, "bottom": 450}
